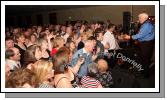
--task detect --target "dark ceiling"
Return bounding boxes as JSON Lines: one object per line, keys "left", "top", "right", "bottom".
{"left": 6, "top": 5, "right": 97, "bottom": 15}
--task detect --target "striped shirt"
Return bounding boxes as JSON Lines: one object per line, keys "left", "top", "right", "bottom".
{"left": 80, "top": 76, "right": 101, "bottom": 88}
{"left": 38, "top": 83, "right": 54, "bottom": 88}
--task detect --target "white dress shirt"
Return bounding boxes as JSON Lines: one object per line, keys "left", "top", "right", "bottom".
{"left": 5, "top": 59, "right": 21, "bottom": 71}
{"left": 102, "top": 30, "right": 120, "bottom": 51}
{"left": 61, "top": 33, "right": 69, "bottom": 43}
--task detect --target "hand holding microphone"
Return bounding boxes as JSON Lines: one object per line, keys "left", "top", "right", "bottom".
{"left": 123, "top": 34, "right": 131, "bottom": 40}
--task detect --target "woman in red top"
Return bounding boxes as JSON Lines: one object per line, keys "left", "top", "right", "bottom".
{"left": 50, "top": 37, "right": 65, "bottom": 57}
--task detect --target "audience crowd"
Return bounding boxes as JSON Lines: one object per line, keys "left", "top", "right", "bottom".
{"left": 5, "top": 18, "right": 154, "bottom": 88}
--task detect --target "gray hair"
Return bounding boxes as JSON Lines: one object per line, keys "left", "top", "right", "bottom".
{"left": 87, "top": 62, "right": 99, "bottom": 77}
{"left": 138, "top": 13, "right": 149, "bottom": 20}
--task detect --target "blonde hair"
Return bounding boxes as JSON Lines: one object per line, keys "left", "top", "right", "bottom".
{"left": 80, "top": 32, "right": 88, "bottom": 41}
{"left": 97, "top": 59, "right": 108, "bottom": 72}
{"left": 53, "top": 37, "right": 65, "bottom": 48}
{"left": 36, "top": 38, "right": 47, "bottom": 48}
{"left": 86, "top": 29, "right": 93, "bottom": 37}
{"left": 33, "top": 59, "right": 53, "bottom": 84}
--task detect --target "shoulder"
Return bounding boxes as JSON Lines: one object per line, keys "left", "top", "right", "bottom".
{"left": 143, "top": 21, "right": 154, "bottom": 27}
{"left": 73, "top": 49, "right": 83, "bottom": 57}
{"left": 54, "top": 74, "right": 72, "bottom": 88}
{"left": 54, "top": 74, "right": 69, "bottom": 83}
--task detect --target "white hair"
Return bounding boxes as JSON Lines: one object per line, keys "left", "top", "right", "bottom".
{"left": 138, "top": 13, "right": 149, "bottom": 20}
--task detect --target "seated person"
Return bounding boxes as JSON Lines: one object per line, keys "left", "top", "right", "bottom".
{"left": 5, "top": 47, "right": 21, "bottom": 72}
{"left": 95, "top": 59, "right": 113, "bottom": 88}
{"left": 53, "top": 47, "right": 84, "bottom": 88}
{"left": 80, "top": 62, "right": 103, "bottom": 88}
{"left": 70, "top": 40, "right": 98, "bottom": 78}
{"left": 32, "top": 59, "right": 54, "bottom": 88}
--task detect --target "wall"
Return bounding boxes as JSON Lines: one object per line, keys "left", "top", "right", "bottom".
{"left": 132, "top": 5, "right": 155, "bottom": 22}
{"left": 54, "top": 5, "right": 155, "bottom": 25}
{"left": 55, "top": 5, "right": 131, "bottom": 25}
{"left": 6, "top": 5, "right": 155, "bottom": 26}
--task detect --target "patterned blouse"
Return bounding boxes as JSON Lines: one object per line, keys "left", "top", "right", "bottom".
{"left": 96, "top": 71, "right": 113, "bottom": 88}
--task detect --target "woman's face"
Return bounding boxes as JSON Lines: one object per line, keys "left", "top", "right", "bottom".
{"left": 59, "top": 39, "right": 65, "bottom": 48}
{"left": 35, "top": 47, "right": 42, "bottom": 60}
{"left": 18, "top": 35, "right": 25, "bottom": 43}
{"left": 70, "top": 42, "right": 75, "bottom": 50}
{"left": 30, "top": 35, "right": 36, "bottom": 43}
{"left": 47, "top": 69, "right": 54, "bottom": 79}
{"left": 37, "top": 27, "right": 42, "bottom": 33}
{"left": 41, "top": 40, "right": 48, "bottom": 50}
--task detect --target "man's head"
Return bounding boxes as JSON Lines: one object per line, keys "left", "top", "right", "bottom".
{"left": 138, "top": 13, "right": 149, "bottom": 24}
{"left": 84, "top": 40, "right": 95, "bottom": 53}
{"left": 13, "top": 28, "right": 19, "bottom": 35}
{"left": 61, "top": 25, "right": 66, "bottom": 32}
{"left": 95, "top": 28, "right": 104, "bottom": 41}
{"left": 95, "top": 21, "right": 102, "bottom": 29}
{"left": 5, "top": 37, "right": 14, "bottom": 49}
{"left": 107, "top": 23, "right": 116, "bottom": 32}
{"left": 66, "top": 26, "right": 72, "bottom": 34}
{"left": 88, "top": 36, "right": 97, "bottom": 47}
{"left": 6, "top": 47, "right": 21, "bottom": 61}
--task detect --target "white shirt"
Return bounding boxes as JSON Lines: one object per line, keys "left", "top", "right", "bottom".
{"left": 5, "top": 59, "right": 21, "bottom": 70}
{"left": 102, "top": 30, "right": 120, "bottom": 51}
{"left": 82, "top": 48, "right": 90, "bottom": 56}
{"left": 61, "top": 33, "right": 69, "bottom": 43}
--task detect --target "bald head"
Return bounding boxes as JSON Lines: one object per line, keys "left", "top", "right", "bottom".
{"left": 138, "top": 13, "right": 149, "bottom": 24}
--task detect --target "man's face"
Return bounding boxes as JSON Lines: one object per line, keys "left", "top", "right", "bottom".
{"left": 5, "top": 40, "right": 14, "bottom": 49}
{"left": 66, "top": 27, "right": 72, "bottom": 34}
{"left": 138, "top": 16, "right": 146, "bottom": 24}
{"left": 88, "top": 41, "right": 95, "bottom": 52}
{"left": 12, "top": 48, "right": 21, "bottom": 61}
{"left": 61, "top": 26, "right": 66, "bottom": 32}
{"left": 112, "top": 26, "right": 116, "bottom": 31}
{"left": 93, "top": 40, "right": 97, "bottom": 47}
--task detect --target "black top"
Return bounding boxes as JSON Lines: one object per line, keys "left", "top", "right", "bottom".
{"left": 96, "top": 71, "right": 114, "bottom": 88}
{"left": 77, "top": 41, "right": 84, "bottom": 50}
{"left": 40, "top": 49, "right": 51, "bottom": 61}
{"left": 14, "top": 44, "right": 27, "bottom": 66}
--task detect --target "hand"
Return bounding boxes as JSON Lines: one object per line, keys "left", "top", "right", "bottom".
{"left": 77, "top": 57, "right": 85, "bottom": 66}
{"left": 92, "top": 54, "right": 98, "bottom": 61}
{"left": 123, "top": 34, "right": 131, "bottom": 40}
{"left": 47, "top": 34, "right": 54, "bottom": 40}
{"left": 96, "top": 47, "right": 101, "bottom": 54}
